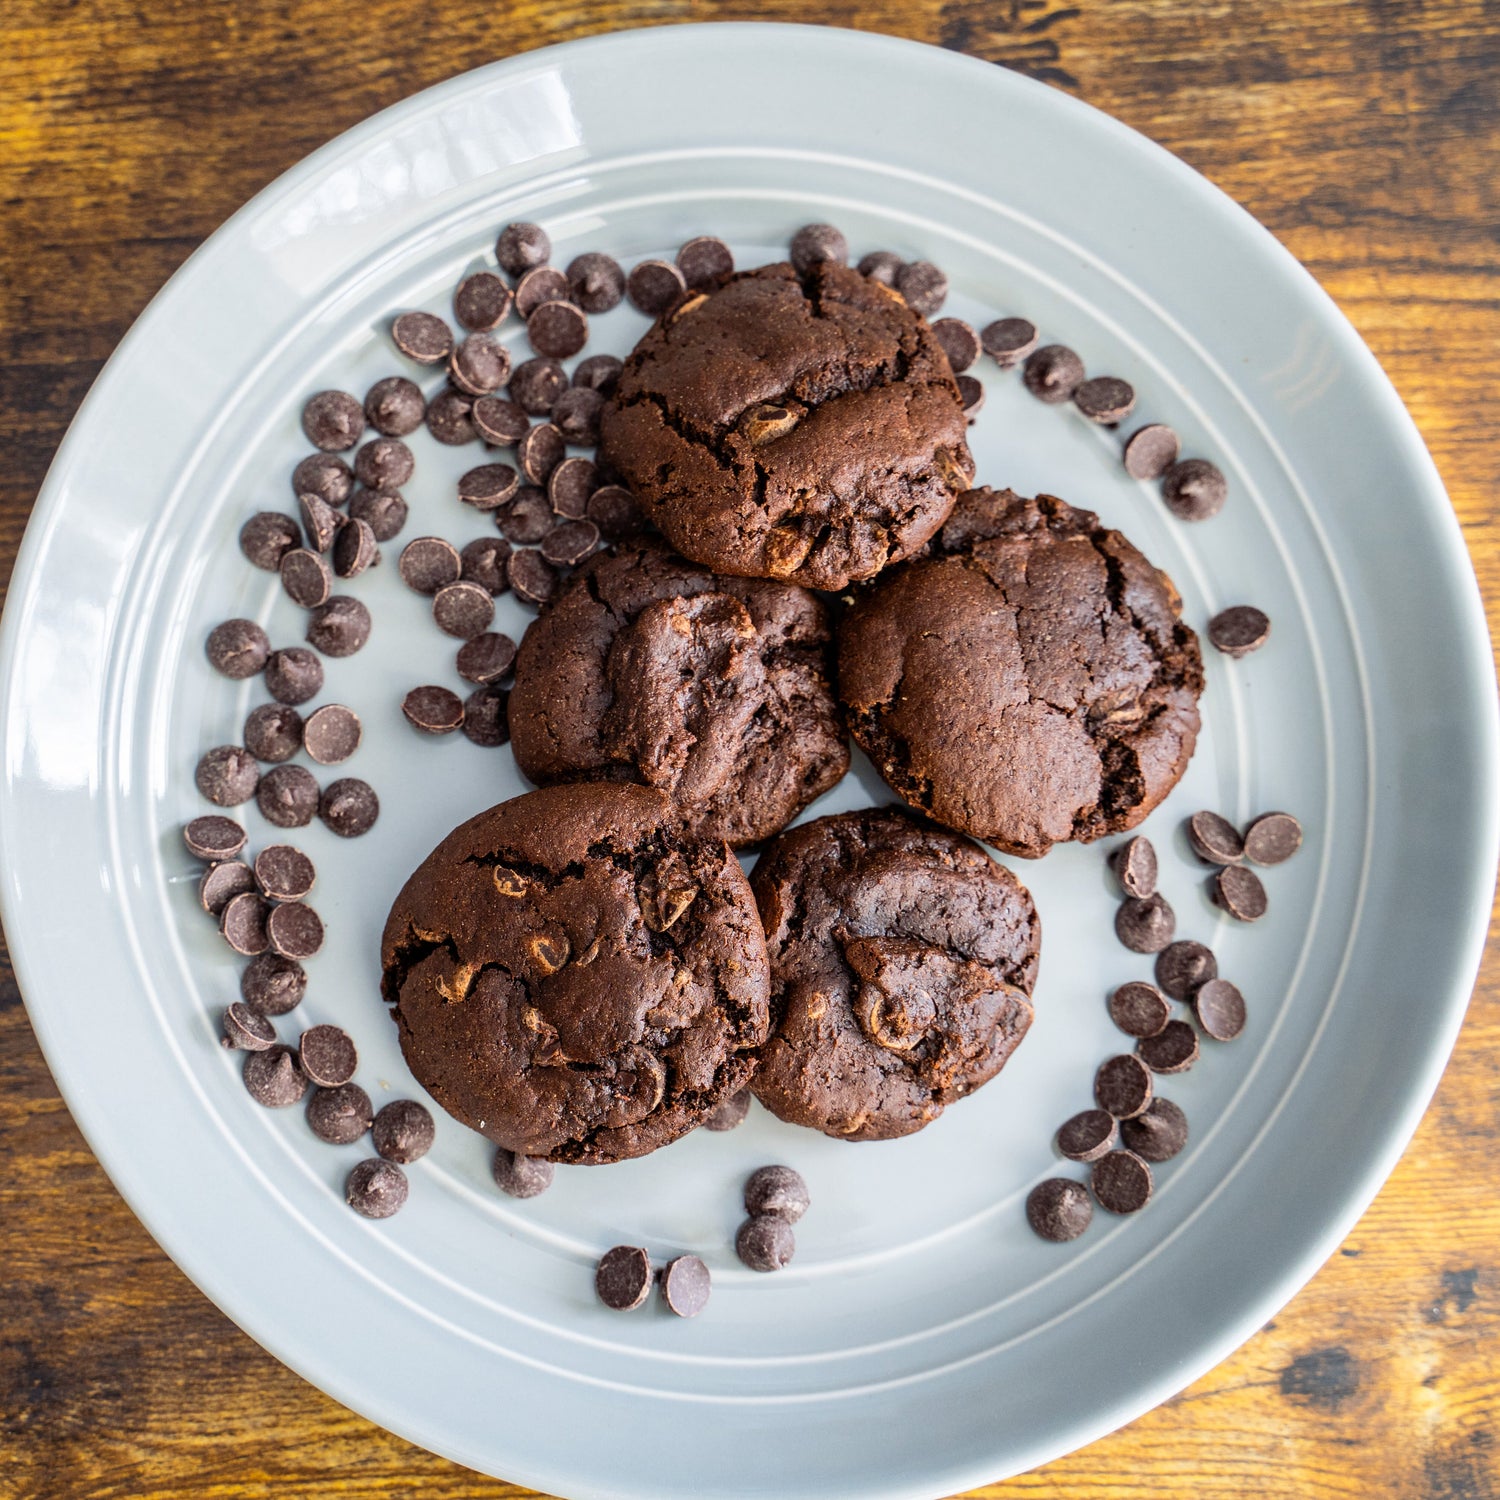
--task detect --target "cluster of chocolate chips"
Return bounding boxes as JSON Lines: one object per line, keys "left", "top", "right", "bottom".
{"left": 1188, "top": 809, "right": 1302, "bottom": 921}
{"left": 184, "top": 816, "right": 325, "bottom": 960}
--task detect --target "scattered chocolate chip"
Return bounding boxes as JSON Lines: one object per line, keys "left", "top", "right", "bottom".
{"left": 1108, "top": 982, "right": 1171, "bottom": 1039}
{"left": 518, "top": 421, "right": 567, "bottom": 484}
{"left": 1162, "top": 458, "right": 1227, "bottom": 521}
{"left": 1243, "top": 812, "right": 1302, "bottom": 865}
{"left": 895, "top": 259, "right": 947, "bottom": 317}
{"left": 280, "top": 548, "right": 333, "bottom": 609}
{"left": 241, "top": 952, "right": 307, "bottom": 1016}
{"left": 449, "top": 334, "right": 511, "bottom": 397}
{"left": 398, "top": 536, "right": 461, "bottom": 595}
{"left": 458, "top": 463, "right": 520, "bottom": 512}
{"left": 626, "top": 258, "right": 687, "bottom": 317}
{"left": 1121, "top": 1098, "right": 1189, "bottom": 1162}
{"left": 307, "top": 1083, "right": 374, "bottom": 1145}
{"left": 1208, "top": 604, "right": 1271, "bottom": 659}
{"left": 292, "top": 453, "right": 355, "bottom": 507}
{"left": 298, "top": 1023, "right": 355, "bottom": 1088}
{"left": 1091, "top": 1149, "right": 1153, "bottom": 1214}
{"left": 547, "top": 456, "right": 598, "bottom": 518}
{"left": 454, "top": 270, "right": 513, "bottom": 332}
{"left": 402, "top": 684, "right": 464, "bottom": 735}
{"left": 1023, "top": 344, "right": 1085, "bottom": 403}
{"left": 354, "top": 436, "right": 415, "bottom": 491}
{"left": 263, "top": 647, "right": 323, "bottom": 706}
{"left": 473, "top": 395, "right": 532, "bottom": 446}
{"left": 1214, "top": 864, "right": 1269, "bottom": 922}
{"left": 540, "top": 519, "right": 599, "bottom": 567}
{"left": 425, "top": 387, "right": 476, "bottom": 445}
{"left": 1123, "top": 423, "right": 1180, "bottom": 480}
{"left": 1094, "top": 1053, "right": 1154, "bottom": 1120}
{"left": 199, "top": 860, "right": 255, "bottom": 916}
{"left": 930, "top": 317, "right": 980, "bottom": 373}
{"left": 551, "top": 387, "right": 604, "bottom": 447}
{"left": 256, "top": 764, "right": 320, "bottom": 828}
{"left": 1115, "top": 893, "right": 1176, "bottom": 954}
{"left": 433, "top": 580, "right": 496, "bottom": 640}
{"left": 572, "top": 353, "right": 623, "bottom": 395}
{"left": 301, "top": 390, "right": 365, "bottom": 452}
{"left": 244, "top": 1044, "right": 307, "bottom": 1107}
{"left": 302, "top": 703, "right": 362, "bottom": 764}
{"left": 253, "top": 843, "right": 315, "bottom": 901}
{"left": 460, "top": 536, "right": 513, "bottom": 595}
{"left": 221, "top": 1001, "right": 276, "bottom": 1052}
{"left": 735, "top": 1215, "right": 795, "bottom": 1272}
{"left": 509, "top": 358, "right": 568, "bottom": 415}
{"left": 515, "top": 265, "right": 571, "bottom": 319}
{"left": 496, "top": 221, "right": 550, "bottom": 278}
{"left": 348, "top": 487, "right": 408, "bottom": 542}
{"left": 1109, "top": 835, "right": 1157, "bottom": 898}
{"left": 586, "top": 485, "right": 642, "bottom": 541}
{"left": 744, "top": 1164, "right": 809, "bottom": 1222}
{"left": 956, "top": 374, "right": 985, "bottom": 419}
{"left": 332, "top": 516, "right": 378, "bottom": 579}
{"left": 221, "top": 890, "right": 271, "bottom": 956}
{"left": 460, "top": 686, "right": 509, "bottom": 747}
{"left": 456, "top": 632, "right": 517, "bottom": 685}
{"left": 319, "top": 777, "right": 379, "bottom": 838}
{"left": 980, "top": 317, "right": 1039, "bottom": 369}
{"left": 497, "top": 487, "right": 553, "bottom": 544}
{"left": 346, "top": 1157, "right": 408, "bottom": 1218}
{"left": 1026, "top": 1178, "right": 1093, "bottom": 1241}
{"left": 298, "top": 493, "right": 343, "bottom": 553}
{"left": 240, "top": 512, "right": 302, "bottom": 571}
{"left": 1154, "top": 940, "right": 1218, "bottom": 1001}
{"left": 1136, "top": 1018, "right": 1199, "bottom": 1074}
{"left": 492, "top": 1148, "right": 554, "bottom": 1198}
{"left": 195, "top": 745, "right": 260, "bottom": 807}
{"left": 1194, "top": 978, "right": 1247, "bottom": 1041}
{"left": 790, "top": 223, "right": 847, "bottom": 273}
{"left": 596, "top": 1245, "right": 652, "bottom": 1309}
{"left": 1056, "top": 1108, "right": 1117, "bottom": 1163}
{"left": 206, "top": 619, "right": 271, "bottom": 680}
{"left": 1074, "top": 376, "right": 1136, "bottom": 424}
{"left": 305, "top": 596, "right": 371, "bottom": 657}
{"left": 1187, "top": 811, "right": 1244, "bottom": 866}
{"left": 676, "top": 235, "right": 733, "bottom": 289}
{"left": 268, "top": 901, "right": 324, "bottom": 960}
{"left": 508, "top": 548, "right": 558, "bottom": 606}
{"left": 856, "top": 250, "right": 903, "bottom": 285}
{"left": 703, "top": 1089, "right": 750, "bottom": 1131}
{"left": 660, "top": 1255, "right": 711, "bottom": 1318}
{"left": 372, "top": 1098, "right": 435, "bottom": 1163}
{"left": 565, "top": 251, "right": 625, "bottom": 314}
{"left": 183, "top": 815, "right": 247, "bottom": 862}
{"left": 391, "top": 311, "right": 453, "bottom": 365}
{"left": 364, "top": 375, "right": 426, "bottom": 436}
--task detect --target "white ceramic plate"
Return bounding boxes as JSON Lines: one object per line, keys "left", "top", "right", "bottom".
{"left": 2, "top": 24, "right": 1495, "bottom": 1500}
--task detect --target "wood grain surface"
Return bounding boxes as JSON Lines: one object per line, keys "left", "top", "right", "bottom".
{"left": 2, "top": 1, "right": 1498, "bottom": 1496}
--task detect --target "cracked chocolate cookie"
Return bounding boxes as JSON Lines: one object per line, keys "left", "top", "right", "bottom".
{"left": 838, "top": 488, "right": 1203, "bottom": 857}
{"left": 597, "top": 261, "right": 974, "bottom": 590}
{"left": 749, "top": 808, "right": 1040, "bottom": 1141}
{"left": 508, "top": 540, "right": 849, "bottom": 847}
{"left": 379, "top": 783, "right": 771, "bottom": 1164}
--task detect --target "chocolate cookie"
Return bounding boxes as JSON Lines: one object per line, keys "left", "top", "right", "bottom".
{"left": 379, "top": 783, "right": 770, "bottom": 1164}
{"left": 508, "top": 540, "right": 848, "bottom": 847}
{"left": 749, "top": 808, "right": 1039, "bottom": 1141}
{"left": 838, "top": 489, "right": 1203, "bottom": 856}
{"left": 598, "top": 261, "right": 973, "bottom": 590}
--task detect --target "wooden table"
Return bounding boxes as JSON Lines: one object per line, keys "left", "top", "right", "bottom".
{"left": 2, "top": 2, "right": 1497, "bottom": 1495}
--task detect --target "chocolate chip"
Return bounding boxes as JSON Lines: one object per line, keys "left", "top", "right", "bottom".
{"left": 461, "top": 686, "right": 509, "bottom": 747}
{"left": 456, "top": 632, "right": 517, "bottom": 685}
{"left": 454, "top": 270, "right": 513, "bottom": 332}
{"left": 240, "top": 512, "right": 302, "bottom": 571}
{"left": 348, "top": 488, "right": 408, "bottom": 542}
{"left": 956, "top": 374, "right": 985, "bottom": 420}
{"left": 458, "top": 463, "right": 520, "bottom": 512}
{"left": 1114, "top": 893, "right": 1175, "bottom": 954}
{"left": 364, "top": 376, "right": 426, "bottom": 436}
{"left": 586, "top": 485, "right": 642, "bottom": 541}
{"left": 398, "top": 536, "right": 461, "bottom": 595}
{"left": 1213, "top": 864, "right": 1268, "bottom": 922}
{"left": 744, "top": 1164, "right": 809, "bottom": 1222}
{"left": 497, "top": 487, "right": 553, "bottom": 544}
{"left": 221, "top": 891, "right": 271, "bottom": 956}
{"left": 298, "top": 1023, "right": 354, "bottom": 1087}
{"left": 331, "top": 517, "right": 378, "bottom": 579}
{"left": 346, "top": 1158, "right": 408, "bottom": 1218}
{"left": 256, "top": 764, "right": 320, "bottom": 828}
{"left": 508, "top": 549, "right": 558, "bottom": 606}
{"left": 565, "top": 251, "right": 625, "bottom": 313}
{"left": 392, "top": 311, "right": 453, "bottom": 365}
{"left": 660, "top": 1255, "right": 711, "bottom": 1318}
{"left": 735, "top": 1215, "right": 795, "bottom": 1272}
{"left": 319, "top": 777, "right": 379, "bottom": 837}
{"left": 1091, "top": 1149, "right": 1153, "bottom": 1214}
{"left": 1109, "top": 835, "right": 1157, "bottom": 898}
{"left": 547, "top": 456, "right": 598, "bottom": 518}
{"left": 183, "top": 815, "right": 246, "bottom": 862}
{"left": 199, "top": 860, "right": 255, "bottom": 916}
{"left": 302, "top": 703, "right": 361, "bottom": 764}
{"left": 496, "top": 221, "right": 550, "bottom": 278}
{"left": 301, "top": 391, "right": 364, "bottom": 452}
{"left": 241, "top": 952, "right": 306, "bottom": 1016}
{"left": 402, "top": 685, "right": 464, "bottom": 734}
{"left": 206, "top": 619, "right": 271, "bottom": 680}
{"left": 306, "top": 596, "right": 371, "bottom": 657}
{"left": 253, "top": 843, "right": 315, "bottom": 901}
{"left": 1187, "top": 811, "right": 1244, "bottom": 865}
{"left": 460, "top": 536, "right": 513, "bottom": 595}
{"left": 1154, "top": 940, "right": 1217, "bottom": 1000}
{"left": 895, "top": 259, "right": 947, "bottom": 317}
{"left": 1123, "top": 423, "right": 1180, "bottom": 480}
{"left": 515, "top": 265, "right": 570, "bottom": 318}
{"left": 473, "top": 395, "right": 532, "bottom": 446}
{"left": 433, "top": 580, "right": 496, "bottom": 640}
{"left": 1108, "top": 981, "right": 1171, "bottom": 1039}
{"left": 292, "top": 453, "right": 355, "bottom": 507}
{"left": 1137, "top": 1018, "right": 1199, "bottom": 1074}
{"left": 263, "top": 647, "right": 323, "bottom": 706}
{"left": 675, "top": 235, "right": 733, "bottom": 289}
{"left": 980, "top": 317, "right": 1039, "bottom": 369}
{"left": 509, "top": 357, "right": 568, "bottom": 415}
{"left": 221, "top": 1001, "right": 276, "bottom": 1052}
{"left": 372, "top": 1099, "right": 435, "bottom": 1163}
{"left": 449, "top": 334, "right": 511, "bottom": 397}
{"left": 268, "top": 901, "right": 324, "bottom": 960}
{"left": 626, "top": 258, "right": 687, "bottom": 317}
{"left": 425, "top": 387, "right": 476, "bottom": 445}
{"left": 551, "top": 387, "right": 604, "bottom": 446}
{"left": 1194, "top": 978, "right": 1247, "bottom": 1041}
{"left": 572, "top": 354, "right": 623, "bottom": 395}
{"left": 790, "top": 223, "right": 847, "bottom": 273}
{"left": 1074, "top": 376, "right": 1136, "bottom": 424}
{"left": 1028, "top": 1177, "right": 1094, "bottom": 1241}
{"left": 1056, "top": 1108, "right": 1117, "bottom": 1162}
{"left": 195, "top": 746, "right": 260, "bottom": 807}
{"left": 518, "top": 423, "right": 566, "bottom": 484}
{"left": 280, "top": 548, "right": 333, "bottom": 609}
{"left": 355, "top": 437, "right": 415, "bottom": 491}
{"left": 596, "top": 1245, "right": 652, "bottom": 1309}
{"left": 1208, "top": 604, "right": 1271, "bottom": 658}
{"left": 298, "top": 493, "right": 342, "bottom": 553}
{"left": 1023, "top": 344, "right": 1085, "bottom": 403}
{"left": 244, "top": 1044, "right": 307, "bottom": 1107}
{"left": 492, "top": 1148, "right": 554, "bottom": 1198}
{"left": 1162, "top": 458, "right": 1227, "bottom": 521}
{"left": 703, "top": 1089, "right": 750, "bottom": 1131}
{"left": 1121, "top": 1098, "right": 1189, "bottom": 1162}
{"left": 1243, "top": 811, "right": 1302, "bottom": 865}
{"left": 540, "top": 519, "right": 599, "bottom": 567}
{"left": 306, "top": 1083, "right": 374, "bottom": 1145}
{"left": 930, "top": 317, "right": 980, "bottom": 373}
{"left": 527, "top": 301, "right": 588, "bottom": 360}
{"left": 1094, "top": 1053, "right": 1154, "bottom": 1119}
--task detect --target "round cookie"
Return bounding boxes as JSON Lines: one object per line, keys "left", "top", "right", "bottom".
{"left": 598, "top": 261, "right": 974, "bottom": 590}
{"left": 379, "top": 783, "right": 771, "bottom": 1164}
{"left": 508, "top": 540, "right": 849, "bottom": 848}
{"left": 749, "top": 808, "right": 1040, "bottom": 1141}
{"left": 838, "top": 488, "right": 1204, "bottom": 857}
